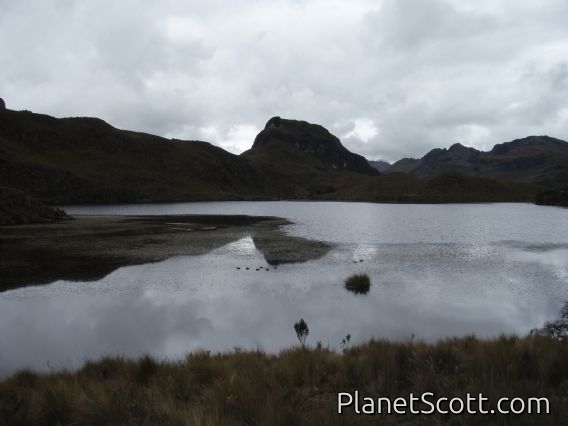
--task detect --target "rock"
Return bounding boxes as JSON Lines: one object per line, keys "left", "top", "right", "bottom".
{"left": 0, "top": 98, "right": 5, "bottom": 110}
{"left": 265, "top": 116, "right": 281, "bottom": 129}
{"left": 251, "top": 117, "right": 379, "bottom": 175}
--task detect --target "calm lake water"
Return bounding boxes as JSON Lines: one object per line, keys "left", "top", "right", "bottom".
{"left": 1, "top": 202, "right": 567, "bottom": 376}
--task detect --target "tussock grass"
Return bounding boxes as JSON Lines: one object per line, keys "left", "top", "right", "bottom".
{"left": 1, "top": 336, "right": 567, "bottom": 425}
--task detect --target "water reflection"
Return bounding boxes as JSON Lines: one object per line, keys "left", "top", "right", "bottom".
{"left": 1, "top": 235, "right": 566, "bottom": 377}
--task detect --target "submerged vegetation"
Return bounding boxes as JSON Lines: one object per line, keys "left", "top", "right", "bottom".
{"left": 1, "top": 335, "right": 567, "bottom": 425}
{"left": 344, "top": 273, "right": 371, "bottom": 295}
{"left": 0, "top": 214, "right": 330, "bottom": 292}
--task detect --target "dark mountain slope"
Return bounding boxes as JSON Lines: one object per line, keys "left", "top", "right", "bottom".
{"left": 536, "top": 186, "right": 568, "bottom": 207}
{"left": 0, "top": 108, "right": 540, "bottom": 207}
{"left": 241, "top": 117, "right": 379, "bottom": 197}
{"left": 0, "top": 186, "right": 68, "bottom": 225}
{"left": 246, "top": 117, "right": 378, "bottom": 174}
{"left": 388, "top": 136, "right": 568, "bottom": 188}
{"left": 0, "top": 109, "right": 262, "bottom": 203}
{"left": 324, "top": 171, "right": 533, "bottom": 203}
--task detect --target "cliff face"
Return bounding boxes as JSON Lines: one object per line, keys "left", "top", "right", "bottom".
{"left": 249, "top": 117, "right": 379, "bottom": 176}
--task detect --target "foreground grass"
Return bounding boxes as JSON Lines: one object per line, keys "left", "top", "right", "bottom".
{"left": 1, "top": 336, "right": 567, "bottom": 425}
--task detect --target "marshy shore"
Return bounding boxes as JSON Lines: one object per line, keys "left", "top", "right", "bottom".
{"left": 0, "top": 214, "right": 330, "bottom": 292}
{"left": 0, "top": 335, "right": 567, "bottom": 425}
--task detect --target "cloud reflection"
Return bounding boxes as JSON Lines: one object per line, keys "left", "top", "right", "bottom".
{"left": 1, "top": 237, "right": 566, "bottom": 377}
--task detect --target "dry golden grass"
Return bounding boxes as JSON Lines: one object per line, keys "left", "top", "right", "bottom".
{"left": 1, "top": 335, "right": 567, "bottom": 425}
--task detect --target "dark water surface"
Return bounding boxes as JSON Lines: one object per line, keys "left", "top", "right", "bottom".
{"left": 1, "top": 202, "right": 567, "bottom": 376}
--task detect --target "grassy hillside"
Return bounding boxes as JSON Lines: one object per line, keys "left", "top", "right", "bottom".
{"left": 242, "top": 119, "right": 536, "bottom": 203}
{"left": 315, "top": 172, "right": 535, "bottom": 203}
{"left": 0, "top": 109, "right": 541, "bottom": 206}
{"left": 0, "top": 109, "right": 263, "bottom": 203}
{"left": 536, "top": 186, "right": 568, "bottom": 207}
{"left": 0, "top": 335, "right": 566, "bottom": 425}
{"left": 0, "top": 186, "right": 68, "bottom": 225}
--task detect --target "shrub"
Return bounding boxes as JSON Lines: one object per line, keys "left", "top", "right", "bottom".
{"left": 294, "top": 319, "right": 309, "bottom": 347}
{"left": 344, "top": 273, "right": 371, "bottom": 295}
{"left": 531, "top": 301, "right": 568, "bottom": 340}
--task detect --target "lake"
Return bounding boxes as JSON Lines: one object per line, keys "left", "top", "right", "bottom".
{"left": 1, "top": 201, "right": 567, "bottom": 376}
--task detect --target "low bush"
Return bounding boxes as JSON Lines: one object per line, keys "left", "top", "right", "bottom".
{"left": 344, "top": 273, "right": 371, "bottom": 294}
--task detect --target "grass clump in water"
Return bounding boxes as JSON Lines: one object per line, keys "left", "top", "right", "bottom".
{"left": 344, "top": 273, "right": 371, "bottom": 294}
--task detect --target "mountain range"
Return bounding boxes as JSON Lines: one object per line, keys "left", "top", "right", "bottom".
{"left": 1, "top": 105, "right": 566, "bottom": 223}
{"left": 368, "top": 160, "right": 391, "bottom": 173}
{"left": 387, "top": 137, "right": 568, "bottom": 188}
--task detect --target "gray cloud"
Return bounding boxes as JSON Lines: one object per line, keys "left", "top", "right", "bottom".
{"left": 1, "top": 0, "right": 568, "bottom": 162}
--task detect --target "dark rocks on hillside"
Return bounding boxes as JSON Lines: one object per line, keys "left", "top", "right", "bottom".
{"left": 388, "top": 135, "right": 568, "bottom": 188}
{"left": 490, "top": 136, "right": 566, "bottom": 155}
{"left": 252, "top": 117, "right": 379, "bottom": 175}
{"left": 265, "top": 116, "right": 282, "bottom": 129}
{"left": 422, "top": 143, "right": 480, "bottom": 162}
{"left": 0, "top": 98, "right": 5, "bottom": 110}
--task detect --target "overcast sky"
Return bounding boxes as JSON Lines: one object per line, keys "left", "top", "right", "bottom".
{"left": 1, "top": 0, "right": 568, "bottom": 162}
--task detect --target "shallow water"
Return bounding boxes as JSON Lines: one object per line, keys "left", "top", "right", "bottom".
{"left": 1, "top": 202, "right": 567, "bottom": 376}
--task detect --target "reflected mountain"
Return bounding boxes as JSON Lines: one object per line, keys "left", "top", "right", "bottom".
{"left": 0, "top": 214, "right": 330, "bottom": 291}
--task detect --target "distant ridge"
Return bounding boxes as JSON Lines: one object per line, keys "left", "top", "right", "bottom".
{"left": 368, "top": 159, "right": 391, "bottom": 173}
{"left": 388, "top": 136, "right": 568, "bottom": 188}
{"left": 0, "top": 107, "right": 556, "bottom": 211}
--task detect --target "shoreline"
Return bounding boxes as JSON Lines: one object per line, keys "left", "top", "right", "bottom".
{"left": 0, "top": 334, "right": 565, "bottom": 424}
{"left": 0, "top": 214, "right": 331, "bottom": 292}
{"left": 56, "top": 198, "right": 540, "bottom": 209}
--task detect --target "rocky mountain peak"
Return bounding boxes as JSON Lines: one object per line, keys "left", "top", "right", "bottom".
{"left": 251, "top": 117, "right": 378, "bottom": 175}
{"left": 448, "top": 142, "right": 469, "bottom": 152}
{"left": 264, "top": 116, "right": 282, "bottom": 129}
{"left": 490, "top": 135, "right": 566, "bottom": 155}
